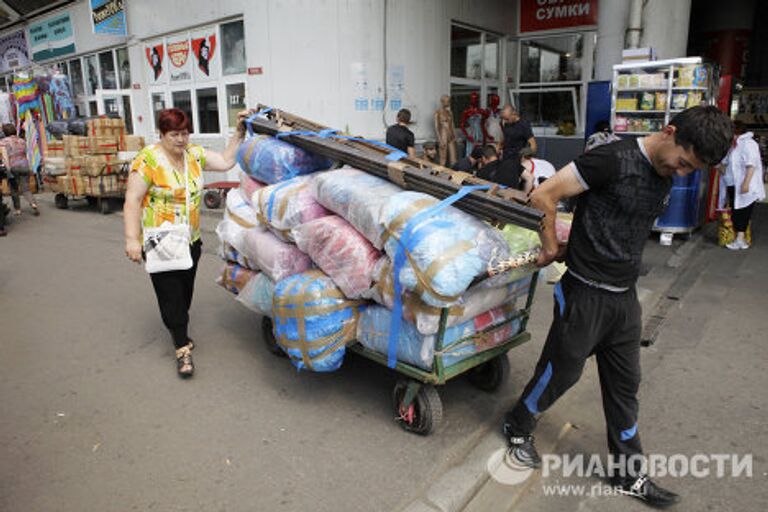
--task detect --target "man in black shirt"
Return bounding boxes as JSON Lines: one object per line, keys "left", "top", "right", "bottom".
{"left": 501, "top": 105, "right": 536, "bottom": 161}
{"left": 386, "top": 109, "right": 416, "bottom": 158}
{"left": 502, "top": 106, "right": 732, "bottom": 509}
{"left": 476, "top": 145, "right": 530, "bottom": 190}
{"left": 452, "top": 146, "right": 483, "bottom": 173}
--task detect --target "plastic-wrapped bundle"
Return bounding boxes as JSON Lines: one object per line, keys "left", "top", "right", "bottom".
{"left": 236, "top": 273, "right": 276, "bottom": 316}
{"left": 218, "top": 242, "right": 256, "bottom": 270}
{"left": 216, "top": 262, "right": 258, "bottom": 295}
{"left": 311, "top": 167, "right": 402, "bottom": 248}
{"left": 252, "top": 175, "right": 330, "bottom": 242}
{"left": 292, "top": 216, "right": 382, "bottom": 299}
{"left": 242, "top": 226, "right": 313, "bottom": 282}
{"left": 367, "top": 260, "right": 533, "bottom": 335}
{"left": 215, "top": 218, "right": 259, "bottom": 266}
{"left": 237, "top": 135, "right": 333, "bottom": 184}
{"left": 239, "top": 172, "right": 265, "bottom": 205}
{"left": 224, "top": 187, "right": 260, "bottom": 228}
{"left": 272, "top": 270, "right": 363, "bottom": 372}
{"left": 357, "top": 305, "right": 523, "bottom": 371}
{"left": 380, "top": 191, "right": 510, "bottom": 307}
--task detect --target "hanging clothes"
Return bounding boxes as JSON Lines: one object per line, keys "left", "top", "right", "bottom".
{"left": 12, "top": 75, "right": 42, "bottom": 121}
{"left": 49, "top": 74, "right": 75, "bottom": 120}
{"left": 0, "top": 92, "right": 12, "bottom": 125}
{"left": 24, "top": 112, "right": 42, "bottom": 175}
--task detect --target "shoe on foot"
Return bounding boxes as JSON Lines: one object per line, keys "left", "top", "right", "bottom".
{"left": 738, "top": 239, "right": 750, "bottom": 249}
{"left": 613, "top": 474, "right": 680, "bottom": 508}
{"left": 175, "top": 343, "right": 194, "bottom": 378}
{"left": 13, "top": 210, "right": 21, "bottom": 217}
{"left": 503, "top": 425, "right": 541, "bottom": 469}
{"left": 32, "top": 205, "right": 40, "bottom": 216}
{"left": 0, "top": 229, "right": 7, "bottom": 237}
{"left": 725, "top": 241, "right": 743, "bottom": 250}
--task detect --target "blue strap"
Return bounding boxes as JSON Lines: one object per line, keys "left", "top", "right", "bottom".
{"left": 272, "top": 128, "right": 407, "bottom": 161}
{"left": 386, "top": 184, "right": 490, "bottom": 368}
{"left": 245, "top": 107, "right": 273, "bottom": 137}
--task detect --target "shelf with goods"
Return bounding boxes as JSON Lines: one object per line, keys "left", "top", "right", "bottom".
{"left": 611, "top": 57, "right": 718, "bottom": 136}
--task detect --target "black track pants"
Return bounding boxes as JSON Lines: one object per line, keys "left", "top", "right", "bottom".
{"left": 505, "top": 272, "right": 644, "bottom": 466}
{"left": 149, "top": 240, "right": 202, "bottom": 348}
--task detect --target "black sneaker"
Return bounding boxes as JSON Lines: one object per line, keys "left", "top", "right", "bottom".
{"left": 503, "top": 425, "right": 541, "bottom": 469}
{"left": 614, "top": 474, "right": 680, "bottom": 508}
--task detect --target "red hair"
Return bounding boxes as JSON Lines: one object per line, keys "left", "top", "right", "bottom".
{"left": 157, "top": 108, "right": 192, "bottom": 134}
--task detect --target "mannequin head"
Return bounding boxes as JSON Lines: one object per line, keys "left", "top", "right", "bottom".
{"left": 440, "top": 94, "right": 451, "bottom": 108}
{"left": 469, "top": 91, "right": 479, "bottom": 108}
{"left": 488, "top": 93, "right": 500, "bottom": 110}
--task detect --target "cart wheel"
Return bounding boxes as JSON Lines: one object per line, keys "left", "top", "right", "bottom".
{"left": 99, "top": 198, "right": 111, "bottom": 214}
{"left": 261, "top": 316, "right": 286, "bottom": 357}
{"left": 466, "top": 354, "right": 510, "bottom": 392}
{"left": 392, "top": 380, "right": 443, "bottom": 435}
{"left": 204, "top": 190, "right": 222, "bottom": 209}
{"left": 54, "top": 193, "right": 68, "bottom": 209}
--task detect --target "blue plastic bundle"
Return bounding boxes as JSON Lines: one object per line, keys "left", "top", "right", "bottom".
{"left": 272, "top": 270, "right": 363, "bottom": 372}
{"left": 236, "top": 135, "right": 333, "bottom": 184}
{"left": 380, "top": 191, "right": 511, "bottom": 308}
{"left": 357, "top": 305, "right": 523, "bottom": 371}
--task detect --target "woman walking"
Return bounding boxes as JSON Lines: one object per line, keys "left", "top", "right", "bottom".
{"left": 0, "top": 124, "right": 39, "bottom": 217}
{"left": 123, "top": 108, "right": 251, "bottom": 377}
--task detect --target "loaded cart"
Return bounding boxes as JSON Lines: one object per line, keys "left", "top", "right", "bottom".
{"left": 223, "top": 106, "right": 547, "bottom": 435}
{"left": 47, "top": 161, "right": 130, "bottom": 214}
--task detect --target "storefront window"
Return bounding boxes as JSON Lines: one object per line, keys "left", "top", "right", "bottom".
{"left": 121, "top": 96, "right": 133, "bottom": 134}
{"left": 99, "top": 50, "right": 117, "bottom": 90}
{"left": 450, "top": 84, "right": 481, "bottom": 125}
{"left": 151, "top": 93, "right": 166, "bottom": 129}
{"left": 172, "top": 90, "right": 193, "bottom": 132}
{"left": 520, "top": 34, "right": 583, "bottom": 84}
{"left": 196, "top": 87, "right": 219, "bottom": 133}
{"left": 451, "top": 25, "right": 482, "bottom": 80}
{"left": 484, "top": 35, "right": 499, "bottom": 80}
{"left": 511, "top": 88, "right": 579, "bottom": 134}
{"left": 84, "top": 55, "right": 99, "bottom": 95}
{"left": 69, "top": 58, "right": 85, "bottom": 96}
{"left": 116, "top": 47, "right": 130, "bottom": 89}
{"left": 226, "top": 83, "right": 245, "bottom": 129}
{"left": 221, "top": 20, "right": 245, "bottom": 75}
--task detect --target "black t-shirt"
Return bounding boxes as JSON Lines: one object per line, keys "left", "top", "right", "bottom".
{"left": 386, "top": 124, "right": 415, "bottom": 153}
{"left": 566, "top": 138, "right": 672, "bottom": 287}
{"left": 501, "top": 119, "right": 533, "bottom": 160}
{"left": 452, "top": 156, "right": 475, "bottom": 172}
{"left": 476, "top": 158, "right": 524, "bottom": 189}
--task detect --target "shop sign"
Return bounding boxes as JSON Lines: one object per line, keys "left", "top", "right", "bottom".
{"left": 0, "top": 30, "right": 30, "bottom": 72}
{"left": 520, "top": 0, "right": 598, "bottom": 33}
{"left": 191, "top": 29, "right": 218, "bottom": 81}
{"left": 28, "top": 13, "right": 76, "bottom": 61}
{"left": 91, "top": 0, "right": 128, "bottom": 36}
{"left": 248, "top": 67, "right": 263, "bottom": 75}
{"left": 167, "top": 36, "right": 191, "bottom": 83}
{"left": 145, "top": 41, "right": 167, "bottom": 84}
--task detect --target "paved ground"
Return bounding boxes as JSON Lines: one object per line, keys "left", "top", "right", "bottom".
{"left": 1, "top": 195, "right": 765, "bottom": 512}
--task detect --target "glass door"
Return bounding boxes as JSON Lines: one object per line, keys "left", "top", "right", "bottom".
{"left": 95, "top": 90, "right": 135, "bottom": 134}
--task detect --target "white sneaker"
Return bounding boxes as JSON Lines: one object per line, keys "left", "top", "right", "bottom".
{"left": 726, "top": 241, "right": 742, "bottom": 250}
{"left": 739, "top": 239, "right": 750, "bottom": 249}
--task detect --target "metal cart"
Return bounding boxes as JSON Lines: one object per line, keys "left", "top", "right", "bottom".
{"left": 49, "top": 162, "right": 129, "bottom": 214}
{"left": 260, "top": 271, "right": 539, "bottom": 435}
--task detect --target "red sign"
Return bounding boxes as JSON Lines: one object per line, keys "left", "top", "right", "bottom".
{"left": 132, "top": 83, "right": 141, "bottom": 90}
{"left": 145, "top": 44, "right": 164, "bottom": 81}
{"left": 248, "top": 67, "right": 263, "bottom": 75}
{"left": 167, "top": 40, "right": 190, "bottom": 68}
{"left": 191, "top": 34, "right": 216, "bottom": 77}
{"left": 520, "top": 0, "right": 598, "bottom": 33}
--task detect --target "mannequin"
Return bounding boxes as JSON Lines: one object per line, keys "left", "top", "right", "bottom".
{"left": 434, "top": 94, "right": 457, "bottom": 166}
{"left": 459, "top": 92, "right": 488, "bottom": 157}
{"left": 485, "top": 93, "right": 503, "bottom": 151}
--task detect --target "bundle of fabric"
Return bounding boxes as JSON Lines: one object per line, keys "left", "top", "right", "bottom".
{"left": 242, "top": 226, "right": 313, "bottom": 282}
{"left": 379, "top": 191, "right": 510, "bottom": 308}
{"left": 311, "top": 167, "right": 402, "bottom": 249}
{"left": 272, "top": 270, "right": 363, "bottom": 372}
{"left": 215, "top": 219, "right": 255, "bottom": 262}
{"left": 252, "top": 175, "right": 330, "bottom": 242}
{"left": 216, "top": 262, "right": 259, "bottom": 295}
{"left": 224, "top": 187, "right": 260, "bottom": 228}
{"left": 218, "top": 242, "right": 254, "bottom": 270}
{"left": 239, "top": 172, "right": 265, "bottom": 204}
{"left": 292, "top": 215, "right": 382, "bottom": 299}
{"left": 357, "top": 305, "right": 524, "bottom": 371}
{"left": 237, "top": 135, "right": 333, "bottom": 184}
{"left": 236, "top": 273, "right": 276, "bottom": 316}
{"left": 367, "top": 262, "right": 533, "bottom": 335}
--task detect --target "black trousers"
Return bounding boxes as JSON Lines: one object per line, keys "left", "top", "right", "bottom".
{"left": 149, "top": 240, "right": 202, "bottom": 348}
{"left": 505, "top": 272, "right": 644, "bottom": 470}
{"left": 726, "top": 186, "right": 755, "bottom": 233}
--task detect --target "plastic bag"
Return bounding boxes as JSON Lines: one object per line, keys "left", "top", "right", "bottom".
{"left": 379, "top": 191, "right": 510, "bottom": 307}
{"left": 242, "top": 226, "right": 313, "bottom": 282}
{"left": 311, "top": 167, "right": 402, "bottom": 248}
{"left": 237, "top": 135, "right": 333, "bottom": 184}
{"left": 215, "top": 218, "right": 258, "bottom": 264}
{"left": 236, "top": 273, "right": 276, "bottom": 316}
{"left": 357, "top": 305, "right": 523, "bottom": 371}
{"left": 292, "top": 215, "right": 383, "bottom": 299}
{"left": 223, "top": 187, "right": 260, "bottom": 228}
{"left": 272, "top": 270, "right": 363, "bottom": 372}
{"left": 239, "top": 172, "right": 266, "bottom": 205}
{"left": 216, "top": 262, "right": 258, "bottom": 295}
{"left": 252, "top": 175, "right": 330, "bottom": 242}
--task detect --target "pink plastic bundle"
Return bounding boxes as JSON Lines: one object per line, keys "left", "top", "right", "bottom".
{"left": 292, "top": 216, "right": 383, "bottom": 299}
{"left": 239, "top": 172, "right": 265, "bottom": 205}
{"left": 242, "top": 226, "right": 313, "bottom": 282}
{"left": 251, "top": 175, "right": 330, "bottom": 242}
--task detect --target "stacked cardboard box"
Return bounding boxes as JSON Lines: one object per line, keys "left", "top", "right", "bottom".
{"left": 87, "top": 118, "right": 126, "bottom": 150}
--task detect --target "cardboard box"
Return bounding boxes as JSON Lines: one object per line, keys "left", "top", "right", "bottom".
{"left": 63, "top": 135, "right": 90, "bottom": 157}
{"left": 124, "top": 135, "right": 145, "bottom": 152}
{"left": 90, "top": 136, "right": 119, "bottom": 155}
{"left": 46, "top": 140, "right": 65, "bottom": 158}
{"left": 84, "top": 175, "right": 120, "bottom": 196}
{"left": 82, "top": 154, "right": 124, "bottom": 177}
{"left": 66, "top": 157, "right": 85, "bottom": 176}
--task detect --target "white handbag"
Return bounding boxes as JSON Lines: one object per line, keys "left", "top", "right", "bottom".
{"left": 143, "top": 152, "right": 194, "bottom": 273}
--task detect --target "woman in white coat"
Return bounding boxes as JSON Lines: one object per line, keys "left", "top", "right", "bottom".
{"left": 719, "top": 121, "right": 765, "bottom": 250}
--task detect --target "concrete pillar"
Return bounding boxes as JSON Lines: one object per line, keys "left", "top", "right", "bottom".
{"left": 594, "top": 0, "right": 631, "bottom": 81}
{"left": 640, "top": 0, "right": 693, "bottom": 60}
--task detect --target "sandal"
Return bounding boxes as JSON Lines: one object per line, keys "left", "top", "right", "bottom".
{"left": 175, "top": 343, "right": 195, "bottom": 378}
{"left": 13, "top": 210, "right": 21, "bottom": 217}
{"left": 32, "top": 205, "right": 40, "bottom": 216}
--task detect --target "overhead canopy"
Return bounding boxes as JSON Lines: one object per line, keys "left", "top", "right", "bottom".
{"left": 0, "top": 1, "right": 75, "bottom": 31}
